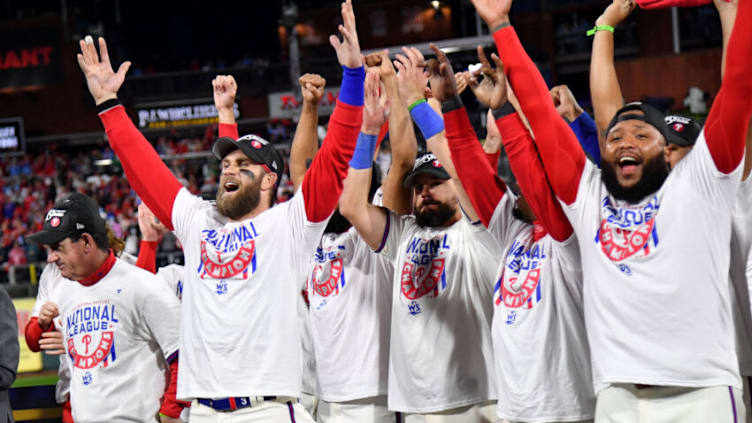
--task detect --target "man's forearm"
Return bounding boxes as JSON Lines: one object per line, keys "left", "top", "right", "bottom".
{"left": 381, "top": 77, "right": 416, "bottom": 214}
{"left": 290, "top": 100, "right": 320, "bottom": 191}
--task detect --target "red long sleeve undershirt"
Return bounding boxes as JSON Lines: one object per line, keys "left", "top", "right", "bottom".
{"left": 498, "top": 113, "right": 574, "bottom": 242}
{"left": 24, "top": 316, "right": 54, "bottom": 352}
{"left": 99, "top": 106, "right": 183, "bottom": 230}
{"left": 445, "top": 107, "right": 506, "bottom": 228}
{"left": 218, "top": 105, "right": 361, "bottom": 222}
{"left": 484, "top": 150, "right": 501, "bottom": 170}
{"left": 704, "top": 0, "right": 752, "bottom": 174}
{"left": 494, "top": 28, "right": 585, "bottom": 206}
{"left": 301, "top": 101, "right": 362, "bottom": 222}
{"left": 135, "top": 240, "right": 158, "bottom": 274}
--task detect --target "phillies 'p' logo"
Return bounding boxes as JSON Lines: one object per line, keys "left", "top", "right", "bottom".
{"left": 673, "top": 123, "right": 685, "bottom": 132}
{"left": 50, "top": 217, "right": 61, "bottom": 228}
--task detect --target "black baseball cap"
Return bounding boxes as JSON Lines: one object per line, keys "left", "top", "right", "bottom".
{"left": 212, "top": 134, "right": 285, "bottom": 182}
{"left": 403, "top": 152, "right": 451, "bottom": 188}
{"left": 606, "top": 102, "right": 669, "bottom": 142}
{"left": 664, "top": 115, "right": 701, "bottom": 147}
{"left": 26, "top": 193, "right": 106, "bottom": 246}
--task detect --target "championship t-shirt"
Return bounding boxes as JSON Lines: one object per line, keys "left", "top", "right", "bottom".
{"left": 54, "top": 259, "right": 181, "bottom": 423}
{"left": 562, "top": 132, "right": 742, "bottom": 393}
{"left": 487, "top": 192, "right": 594, "bottom": 421}
{"left": 34, "top": 264, "right": 72, "bottom": 404}
{"left": 171, "top": 188, "right": 327, "bottom": 399}
{"left": 307, "top": 227, "right": 393, "bottom": 401}
{"left": 378, "top": 212, "right": 499, "bottom": 413}
{"left": 731, "top": 175, "right": 752, "bottom": 376}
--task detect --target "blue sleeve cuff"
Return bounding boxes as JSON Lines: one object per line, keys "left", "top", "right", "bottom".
{"left": 339, "top": 66, "right": 366, "bottom": 106}
{"left": 570, "top": 112, "right": 601, "bottom": 166}
{"left": 349, "top": 133, "right": 377, "bottom": 169}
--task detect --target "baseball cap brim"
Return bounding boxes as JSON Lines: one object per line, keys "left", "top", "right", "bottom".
{"left": 403, "top": 167, "right": 451, "bottom": 188}
{"left": 212, "top": 137, "right": 255, "bottom": 161}
{"left": 25, "top": 229, "right": 70, "bottom": 246}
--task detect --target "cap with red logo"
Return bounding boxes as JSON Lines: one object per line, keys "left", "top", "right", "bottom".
{"left": 664, "top": 115, "right": 701, "bottom": 147}
{"left": 403, "top": 152, "right": 451, "bottom": 188}
{"left": 212, "top": 134, "right": 285, "bottom": 182}
{"left": 26, "top": 192, "right": 107, "bottom": 246}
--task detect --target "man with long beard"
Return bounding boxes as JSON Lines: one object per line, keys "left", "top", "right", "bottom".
{"left": 73, "top": 0, "right": 366, "bottom": 420}
{"left": 470, "top": 0, "right": 752, "bottom": 420}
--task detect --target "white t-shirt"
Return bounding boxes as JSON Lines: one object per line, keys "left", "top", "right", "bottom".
{"left": 156, "top": 264, "right": 185, "bottom": 301}
{"left": 378, "top": 212, "right": 499, "bottom": 413}
{"left": 307, "top": 227, "right": 393, "bottom": 402}
{"left": 33, "top": 264, "right": 71, "bottom": 405}
{"left": 562, "top": 132, "right": 742, "bottom": 393}
{"left": 487, "top": 192, "right": 594, "bottom": 421}
{"left": 53, "top": 259, "right": 181, "bottom": 423}
{"left": 731, "top": 175, "right": 752, "bottom": 376}
{"left": 171, "top": 188, "right": 327, "bottom": 399}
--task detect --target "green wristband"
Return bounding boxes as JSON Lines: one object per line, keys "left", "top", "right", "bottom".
{"left": 587, "top": 25, "right": 615, "bottom": 36}
{"left": 408, "top": 98, "right": 427, "bottom": 112}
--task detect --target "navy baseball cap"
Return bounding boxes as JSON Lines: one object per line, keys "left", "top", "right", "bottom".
{"left": 26, "top": 193, "right": 106, "bottom": 246}
{"left": 606, "top": 102, "right": 669, "bottom": 142}
{"left": 664, "top": 115, "right": 701, "bottom": 147}
{"left": 212, "top": 134, "right": 285, "bottom": 182}
{"left": 403, "top": 152, "right": 451, "bottom": 188}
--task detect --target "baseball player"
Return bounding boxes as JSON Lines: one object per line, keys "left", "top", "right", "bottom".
{"left": 24, "top": 224, "right": 144, "bottom": 423}
{"left": 339, "top": 57, "right": 499, "bottom": 422}
{"left": 25, "top": 192, "right": 184, "bottom": 422}
{"left": 296, "top": 70, "right": 404, "bottom": 423}
{"left": 470, "top": 0, "right": 752, "bottom": 420}
{"left": 424, "top": 45, "right": 595, "bottom": 422}
{"left": 74, "top": 0, "right": 365, "bottom": 420}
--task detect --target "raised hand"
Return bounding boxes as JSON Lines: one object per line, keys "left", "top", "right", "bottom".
{"left": 212, "top": 75, "right": 237, "bottom": 123}
{"left": 467, "top": 46, "right": 507, "bottom": 109}
{"left": 394, "top": 46, "right": 428, "bottom": 106}
{"left": 39, "top": 331, "right": 65, "bottom": 355}
{"left": 470, "top": 0, "right": 513, "bottom": 30}
{"left": 37, "top": 301, "right": 59, "bottom": 330}
{"left": 299, "top": 73, "right": 327, "bottom": 104}
{"left": 365, "top": 50, "right": 398, "bottom": 82}
{"left": 138, "top": 203, "right": 168, "bottom": 242}
{"left": 76, "top": 36, "right": 131, "bottom": 105}
{"left": 597, "top": 0, "right": 636, "bottom": 27}
{"left": 551, "top": 85, "right": 584, "bottom": 123}
{"left": 329, "top": 0, "right": 363, "bottom": 69}
{"left": 427, "top": 44, "right": 460, "bottom": 103}
{"left": 455, "top": 72, "right": 469, "bottom": 95}
{"left": 362, "top": 70, "right": 386, "bottom": 134}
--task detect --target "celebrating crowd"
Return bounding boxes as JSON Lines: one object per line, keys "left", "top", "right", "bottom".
{"left": 14, "top": 0, "right": 752, "bottom": 422}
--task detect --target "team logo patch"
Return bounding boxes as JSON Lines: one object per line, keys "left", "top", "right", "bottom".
{"left": 596, "top": 196, "right": 660, "bottom": 262}
{"left": 50, "top": 217, "right": 61, "bottom": 228}
{"left": 45, "top": 209, "right": 65, "bottom": 222}
{"left": 251, "top": 140, "right": 262, "bottom": 149}
{"left": 399, "top": 234, "right": 450, "bottom": 308}
{"left": 66, "top": 303, "right": 119, "bottom": 372}
{"left": 672, "top": 123, "right": 685, "bottom": 132}
{"left": 312, "top": 258, "right": 344, "bottom": 297}
{"left": 198, "top": 222, "right": 260, "bottom": 289}
{"left": 493, "top": 238, "right": 546, "bottom": 323}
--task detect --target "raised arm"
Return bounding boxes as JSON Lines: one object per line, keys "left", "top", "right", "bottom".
{"left": 135, "top": 203, "right": 168, "bottom": 274}
{"left": 213, "top": 75, "right": 239, "bottom": 139}
{"left": 428, "top": 44, "right": 504, "bottom": 224}
{"left": 339, "top": 71, "right": 389, "bottom": 250}
{"left": 290, "top": 73, "right": 326, "bottom": 191}
{"left": 590, "top": 0, "right": 635, "bottom": 139}
{"left": 484, "top": 109, "right": 503, "bottom": 169}
{"left": 301, "top": 0, "right": 365, "bottom": 223}
{"left": 471, "top": 0, "right": 586, "bottom": 206}
{"left": 368, "top": 50, "right": 417, "bottom": 214}
{"left": 552, "top": 85, "right": 602, "bottom": 165}
{"left": 78, "top": 36, "right": 182, "bottom": 229}
{"left": 704, "top": 0, "right": 752, "bottom": 174}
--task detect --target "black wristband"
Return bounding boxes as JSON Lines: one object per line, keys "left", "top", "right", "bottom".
{"left": 96, "top": 98, "right": 121, "bottom": 114}
{"left": 441, "top": 96, "right": 464, "bottom": 114}
{"left": 491, "top": 21, "right": 512, "bottom": 33}
{"left": 491, "top": 102, "right": 516, "bottom": 120}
